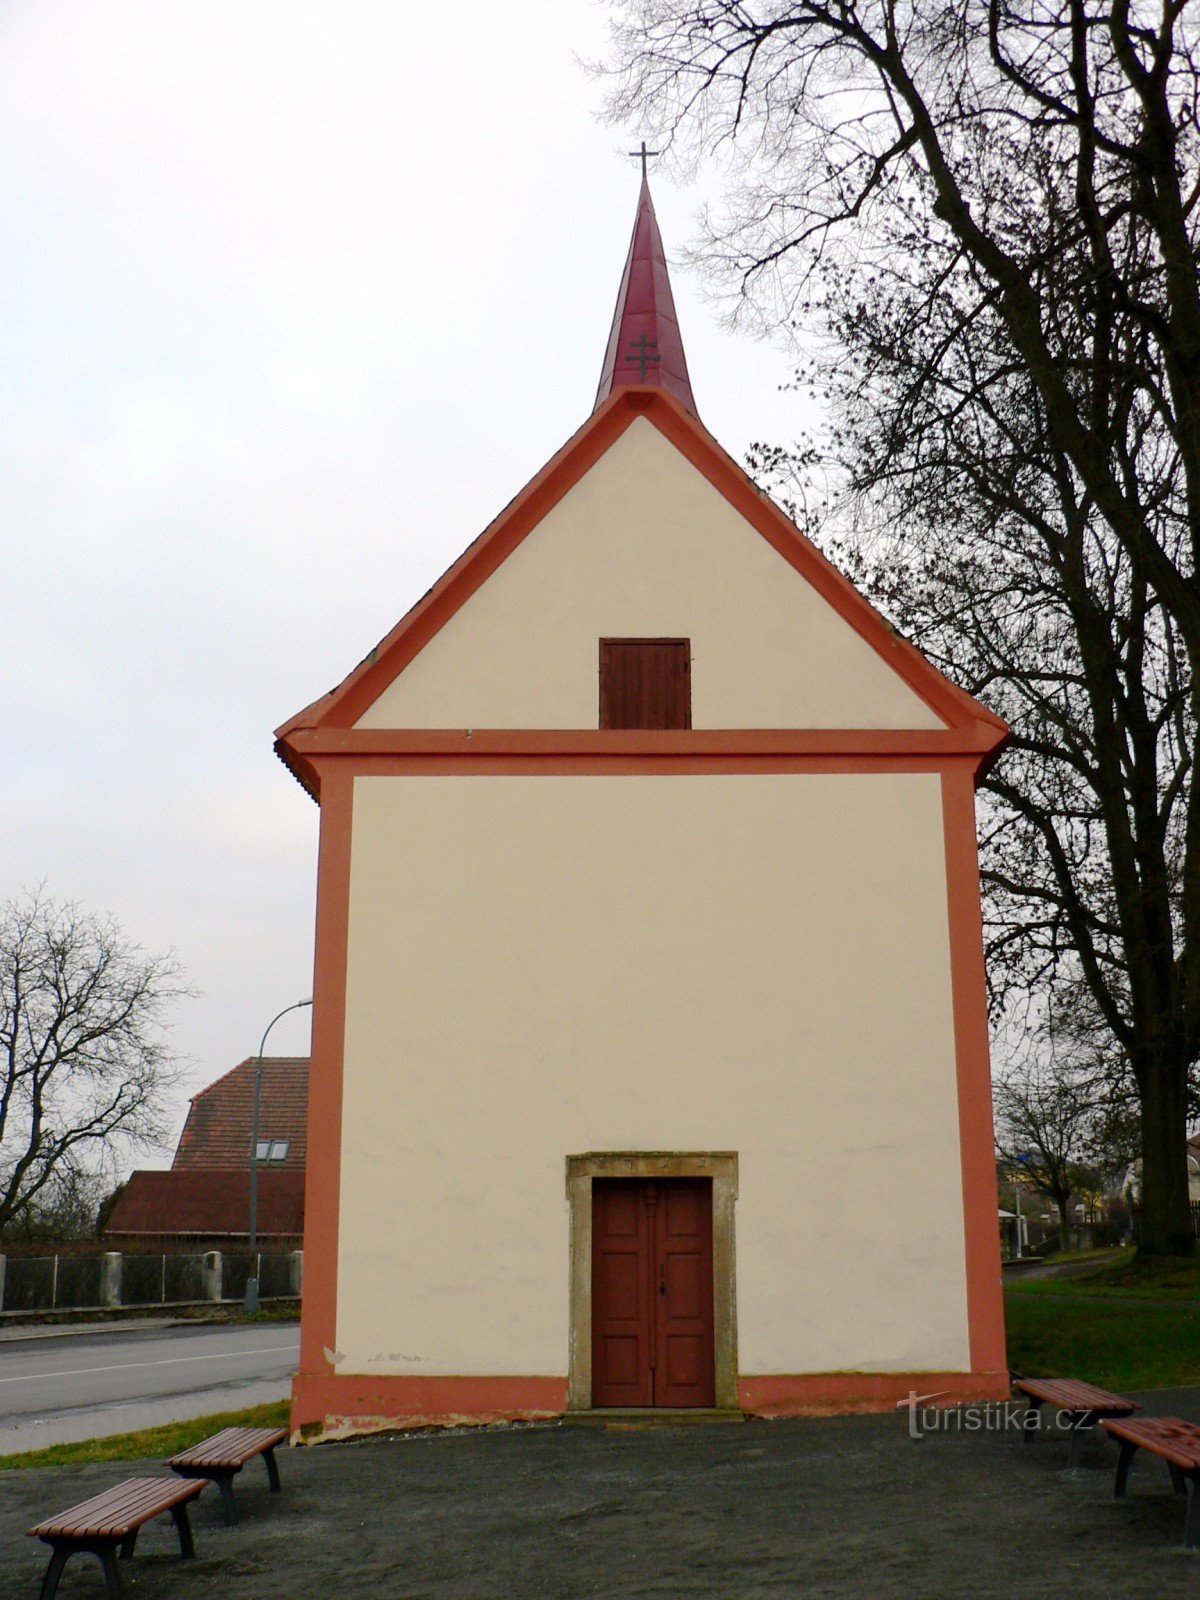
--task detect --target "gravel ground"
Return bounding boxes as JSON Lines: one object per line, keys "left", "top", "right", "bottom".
{"left": 5, "top": 1389, "right": 1200, "bottom": 1599}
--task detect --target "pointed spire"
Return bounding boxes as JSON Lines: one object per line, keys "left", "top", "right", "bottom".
{"left": 594, "top": 175, "right": 698, "bottom": 417}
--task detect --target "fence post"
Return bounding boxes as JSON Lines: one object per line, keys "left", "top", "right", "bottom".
{"left": 101, "top": 1252, "right": 123, "bottom": 1309}
{"left": 203, "top": 1251, "right": 223, "bottom": 1302}
{"left": 0, "top": 1253, "right": 5, "bottom": 1312}
{"left": 289, "top": 1249, "right": 303, "bottom": 1297}
{"left": 51, "top": 1255, "right": 59, "bottom": 1310}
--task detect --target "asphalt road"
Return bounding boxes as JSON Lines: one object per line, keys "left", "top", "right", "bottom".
{"left": 0, "top": 1322, "right": 299, "bottom": 1454}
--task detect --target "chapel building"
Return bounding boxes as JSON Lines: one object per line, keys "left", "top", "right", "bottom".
{"left": 277, "top": 176, "right": 1009, "bottom": 1435}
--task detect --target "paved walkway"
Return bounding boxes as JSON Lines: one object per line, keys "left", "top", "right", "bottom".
{"left": 6, "top": 1387, "right": 1200, "bottom": 1597}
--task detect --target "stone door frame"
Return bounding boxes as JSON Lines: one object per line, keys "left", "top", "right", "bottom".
{"left": 565, "top": 1151, "right": 739, "bottom": 1411}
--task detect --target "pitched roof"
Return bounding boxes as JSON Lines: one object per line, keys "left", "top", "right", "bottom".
{"left": 103, "top": 1168, "right": 305, "bottom": 1239}
{"left": 594, "top": 176, "right": 697, "bottom": 416}
{"left": 275, "top": 387, "right": 1009, "bottom": 794}
{"left": 172, "top": 1057, "right": 308, "bottom": 1172}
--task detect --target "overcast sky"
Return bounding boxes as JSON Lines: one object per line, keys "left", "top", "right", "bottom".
{"left": 1, "top": 2, "right": 815, "bottom": 1165}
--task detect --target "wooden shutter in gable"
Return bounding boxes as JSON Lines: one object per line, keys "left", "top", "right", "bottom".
{"left": 599, "top": 639, "right": 691, "bottom": 730}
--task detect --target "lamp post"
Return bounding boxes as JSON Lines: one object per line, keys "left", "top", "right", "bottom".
{"left": 245, "top": 996, "right": 312, "bottom": 1314}
{"left": 1014, "top": 1151, "right": 1034, "bottom": 1261}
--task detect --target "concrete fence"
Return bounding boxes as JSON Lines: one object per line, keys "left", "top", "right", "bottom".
{"left": 0, "top": 1249, "right": 302, "bottom": 1315}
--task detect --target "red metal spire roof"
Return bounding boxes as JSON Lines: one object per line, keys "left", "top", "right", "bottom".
{"left": 594, "top": 175, "right": 698, "bottom": 417}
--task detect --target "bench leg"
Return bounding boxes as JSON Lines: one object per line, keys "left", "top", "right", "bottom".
{"left": 1114, "top": 1440, "right": 1139, "bottom": 1499}
{"left": 1066, "top": 1413, "right": 1093, "bottom": 1470}
{"left": 264, "top": 1446, "right": 282, "bottom": 1494}
{"left": 1185, "top": 1475, "right": 1200, "bottom": 1551}
{"left": 171, "top": 1501, "right": 196, "bottom": 1560}
{"left": 1022, "top": 1401, "right": 1042, "bottom": 1443}
{"left": 38, "top": 1545, "right": 71, "bottom": 1600}
{"left": 97, "top": 1545, "right": 124, "bottom": 1600}
{"left": 1169, "top": 1464, "right": 1188, "bottom": 1496}
{"left": 119, "top": 1529, "right": 138, "bottom": 1558}
{"left": 40, "top": 1542, "right": 124, "bottom": 1600}
{"left": 211, "top": 1470, "right": 238, "bottom": 1526}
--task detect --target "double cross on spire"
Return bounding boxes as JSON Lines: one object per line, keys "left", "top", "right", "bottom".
{"left": 593, "top": 145, "right": 698, "bottom": 417}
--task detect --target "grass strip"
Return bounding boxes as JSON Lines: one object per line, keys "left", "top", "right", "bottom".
{"left": 0, "top": 1400, "right": 290, "bottom": 1472}
{"left": 1005, "top": 1294, "right": 1200, "bottom": 1390}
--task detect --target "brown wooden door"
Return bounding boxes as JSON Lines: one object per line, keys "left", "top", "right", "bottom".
{"left": 653, "top": 1178, "right": 716, "bottom": 1407}
{"left": 591, "top": 1177, "right": 715, "bottom": 1408}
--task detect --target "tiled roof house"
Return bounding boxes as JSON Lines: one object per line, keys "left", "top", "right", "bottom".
{"left": 173, "top": 1057, "right": 308, "bottom": 1172}
{"left": 104, "top": 1058, "right": 309, "bottom": 1244}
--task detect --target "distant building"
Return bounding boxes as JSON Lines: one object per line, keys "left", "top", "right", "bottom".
{"left": 104, "top": 1058, "right": 308, "bottom": 1247}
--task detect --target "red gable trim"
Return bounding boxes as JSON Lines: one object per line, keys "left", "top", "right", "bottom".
{"left": 286, "top": 728, "right": 1002, "bottom": 759}
{"left": 277, "top": 387, "right": 1006, "bottom": 762}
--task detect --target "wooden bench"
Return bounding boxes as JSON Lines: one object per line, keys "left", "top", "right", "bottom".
{"left": 168, "top": 1424, "right": 289, "bottom": 1525}
{"left": 1013, "top": 1377, "right": 1139, "bottom": 1466}
{"left": 27, "top": 1476, "right": 204, "bottom": 1599}
{"left": 1103, "top": 1416, "right": 1200, "bottom": 1549}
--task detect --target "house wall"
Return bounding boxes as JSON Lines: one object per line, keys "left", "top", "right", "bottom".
{"left": 356, "top": 419, "right": 946, "bottom": 733}
{"left": 332, "top": 770, "right": 973, "bottom": 1386}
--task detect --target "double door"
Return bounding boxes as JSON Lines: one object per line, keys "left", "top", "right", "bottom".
{"left": 590, "top": 1177, "right": 715, "bottom": 1408}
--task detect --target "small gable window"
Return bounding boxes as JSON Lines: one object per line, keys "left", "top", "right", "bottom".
{"left": 255, "top": 1139, "right": 291, "bottom": 1162}
{"left": 599, "top": 638, "right": 691, "bottom": 730}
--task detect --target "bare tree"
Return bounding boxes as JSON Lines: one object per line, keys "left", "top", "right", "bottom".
{"left": 995, "top": 1068, "right": 1099, "bottom": 1252}
{"left": 2, "top": 1165, "right": 113, "bottom": 1244}
{"left": 602, "top": 0, "right": 1200, "bottom": 1255}
{"left": 0, "top": 887, "right": 190, "bottom": 1237}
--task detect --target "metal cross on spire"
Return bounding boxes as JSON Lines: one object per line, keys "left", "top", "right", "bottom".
{"left": 627, "top": 140, "right": 660, "bottom": 181}
{"left": 625, "top": 333, "right": 662, "bottom": 382}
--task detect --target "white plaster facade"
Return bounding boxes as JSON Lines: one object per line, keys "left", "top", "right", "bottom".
{"left": 334, "top": 771, "right": 972, "bottom": 1381}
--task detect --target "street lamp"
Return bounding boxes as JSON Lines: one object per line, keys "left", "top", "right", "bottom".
{"left": 245, "top": 996, "right": 312, "bottom": 1314}
{"left": 1013, "top": 1151, "right": 1034, "bottom": 1260}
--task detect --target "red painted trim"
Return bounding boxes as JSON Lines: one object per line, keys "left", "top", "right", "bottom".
{"left": 941, "top": 766, "right": 1008, "bottom": 1379}
{"left": 308, "top": 755, "right": 966, "bottom": 785}
{"left": 288, "top": 727, "right": 1002, "bottom": 758}
{"left": 276, "top": 388, "right": 1007, "bottom": 747}
{"left": 290, "top": 1371, "right": 1010, "bottom": 1434}
{"left": 296, "top": 770, "right": 354, "bottom": 1386}
{"left": 291, "top": 1374, "right": 568, "bottom": 1436}
{"left": 739, "top": 1370, "right": 1010, "bottom": 1417}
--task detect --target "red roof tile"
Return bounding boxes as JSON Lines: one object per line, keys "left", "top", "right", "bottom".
{"left": 172, "top": 1058, "right": 308, "bottom": 1172}
{"left": 104, "top": 1169, "right": 305, "bottom": 1239}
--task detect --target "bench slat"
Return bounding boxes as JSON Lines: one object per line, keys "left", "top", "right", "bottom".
{"left": 1014, "top": 1377, "right": 1137, "bottom": 1413}
{"left": 37, "top": 1481, "right": 167, "bottom": 1539}
{"left": 29, "top": 1477, "right": 204, "bottom": 1540}
{"left": 1103, "top": 1417, "right": 1200, "bottom": 1471}
{"left": 169, "top": 1425, "right": 288, "bottom": 1471}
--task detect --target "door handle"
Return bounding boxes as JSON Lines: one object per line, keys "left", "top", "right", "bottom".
{"left": 658, "top": 1264, "right": 667, "bottom": 1296}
